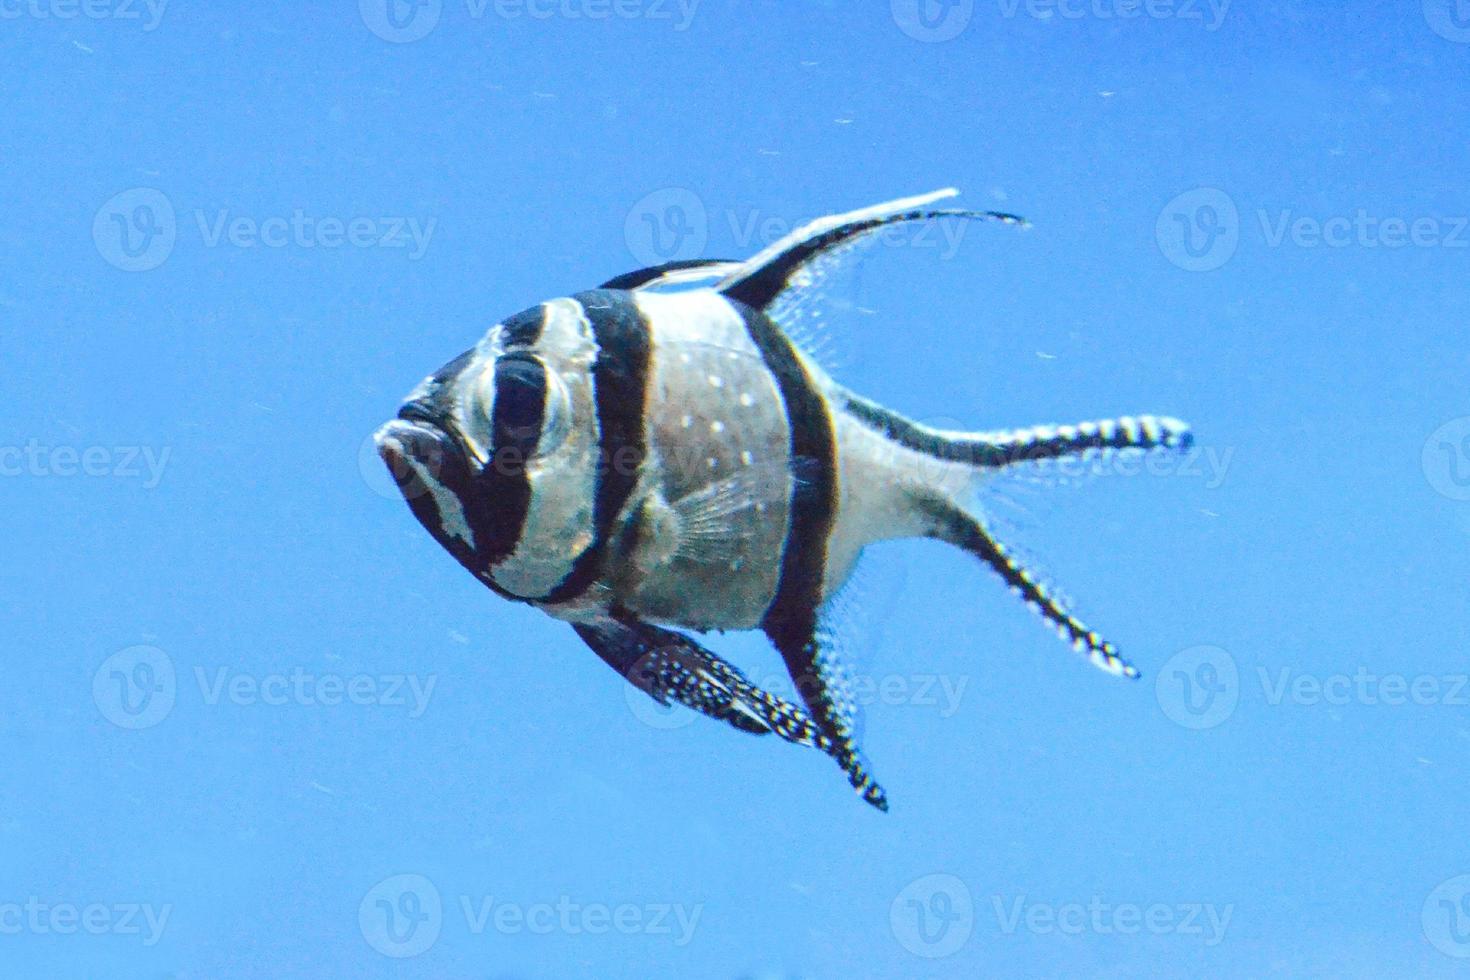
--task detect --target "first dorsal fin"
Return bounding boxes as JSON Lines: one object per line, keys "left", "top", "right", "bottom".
{"left": 718, "top": 188, "right": 1027, "bottom": 311}
{"left": 600, "top": 259, "right": 744, "bottom": 292}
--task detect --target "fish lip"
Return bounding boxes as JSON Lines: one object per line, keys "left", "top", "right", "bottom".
{"left": 394, "top": 399, "right": 447, "bottom": 430}
{"left": 374, "top": 411, "right": 468, "bottom": 495}
{"left": 377, "top": 401, "right": 461, "bottom": 464}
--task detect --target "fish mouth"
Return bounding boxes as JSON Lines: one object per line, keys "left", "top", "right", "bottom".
{"left": 374, "top": 404, "right": 464, "bottom": 502}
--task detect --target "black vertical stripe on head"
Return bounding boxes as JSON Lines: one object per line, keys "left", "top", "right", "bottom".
{"left": 501, "top": 304, "right": 548, "bottom": 348}
{"left": 382, "top": 416, "right": 517, "bottom": 604}
{"left": 468, "top": 306, "right": 549, "bottom": 567}
{"left": 539, "top": 290, "right": 651, "bottom": 605}
{"left": 729, "top": 299, "right": 839, "bottom": 669}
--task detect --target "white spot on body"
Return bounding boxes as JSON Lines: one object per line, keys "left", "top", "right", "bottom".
{"left": 707, "top": 374, "right": 724, "bottom": 389}
{"left": 681, "top": 415, "right": 692, "bottom": 429}
{"left": 710, "top": 421, "right": 725, "bottom": 434}
{"left": 738, "top": 392, "right": 755, "bottom": 407}
{"left": 707, "top": 457, "right": 719, "bottom": 469}
{"left": 739, "top": 450, "right": 753, "bottom": 465}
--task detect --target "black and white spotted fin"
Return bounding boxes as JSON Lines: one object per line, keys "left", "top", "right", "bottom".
{"left": 718, "top": 188, "right": 1027, "bottom": 313}
{"left": 844, "top": 396, "right": 1194, "bottom": 472}
{"left": 913, "top": 493, "right": 1141, "bottom": 679}
{"left": 600, "top": 259, "right": 744, "bottom": 292}
{"left": 577, "top": 599, "right": 890, "bottom": 808}
{"left": 572, "top": 615, "right": 893, "bottom": 811}
{"left": 574, "top": 615, "right": 829, "bottom": 740}
{"left": 764, "top": 607, "right": 889, "bottom": 811}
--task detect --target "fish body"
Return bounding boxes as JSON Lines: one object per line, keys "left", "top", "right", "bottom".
{"left": 375, "top": 190, "right": 1193, "bottom": 810}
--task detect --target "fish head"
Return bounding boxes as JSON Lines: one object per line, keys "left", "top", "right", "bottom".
{"left": 374, "top": 304, "right": 601, "bottom": 597}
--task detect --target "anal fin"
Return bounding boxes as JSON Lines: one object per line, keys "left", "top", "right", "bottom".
{"left": 575, "top": 613, "right": 851, "bottom": 746}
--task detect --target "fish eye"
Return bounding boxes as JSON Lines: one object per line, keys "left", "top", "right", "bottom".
{"left": 478, "top": 354, "right": 571, "bottom": 460}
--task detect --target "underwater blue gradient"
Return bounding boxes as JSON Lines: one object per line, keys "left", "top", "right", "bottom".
{"left": 5, "top": 2, "right": 1470, "bottom": 976}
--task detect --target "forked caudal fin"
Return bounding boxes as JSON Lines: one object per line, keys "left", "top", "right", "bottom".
{"left": 881, "top": 403, "right": 1197, "bottom": 680}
